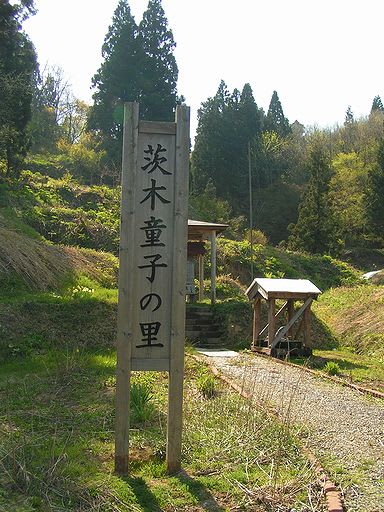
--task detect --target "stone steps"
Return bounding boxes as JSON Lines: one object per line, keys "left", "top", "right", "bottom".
{"left": 185, "top": 306, "right": 224, "bottom": 348}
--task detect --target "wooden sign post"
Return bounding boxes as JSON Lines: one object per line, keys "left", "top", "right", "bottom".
{"left": 115, "top": 102, "right": 190, "bottom": 476}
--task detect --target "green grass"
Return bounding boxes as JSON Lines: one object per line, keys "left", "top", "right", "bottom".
{"left": 0, "top": 335, "right": 320, "bottom": 511}
{"left": 290, "top": 346, "right": 384, "bottom": 392}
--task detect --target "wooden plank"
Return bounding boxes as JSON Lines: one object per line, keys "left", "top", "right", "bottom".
{"left": 115, "top": 102, "right": 139, "bottom": 476}
{"left": 166, "top": 105, "right": 190, "bottom": 475}
{"left": 271, "top": 297, "right": 313, "bottom": 349}
{"left": 132, "top": 358, "right": 169, "bottom": 371}
{"left": 198, "top": 254, "right": 204, "bottom": 301}
{"left": 252, "top": 297, "right": 261, "bottom": 348}
{"left": 210, "top": 231, "right": 217, "bottom": 305}
{"left": 258, "top": 300, "right": 287, "bottom": 338}
{"left": 267, "top": 291, "right": 319, "bottom": 300}
{"left": 287, "top": 300, "right": 294, "bottom": 339}
{"left": 303, "top": 302, "right": 312, "bottom": 348}
{"left": 268, "top": 299, "right": 276, "bottom": 346}
{"left": 139, "top": 120, "right": 176, "bottom": 134}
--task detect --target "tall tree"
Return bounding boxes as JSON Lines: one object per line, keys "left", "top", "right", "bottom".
{"left": 370, "top": 95, "right": 384, "bottom": 114}
{"left": 288, "top": 146, "right": 338, "bottom": 254}
{"left": 138, "top": 0, "right": 178, "bottom": 121}
{"left": 0, "top": 0, "right": 37, "bottom": 176}
{"left": 88, "top": 0, "right": 139, "bottom": 164}
{"left": 89, "top": 0, "right": 179, "bottom": 166}
{"left": 366, "top": 139, "right": 384, "bottom": 239}
{"left": 264, "top": 90, "right": 291, "bottom": 137}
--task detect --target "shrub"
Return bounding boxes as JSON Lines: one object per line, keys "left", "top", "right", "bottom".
{"left": 196, "top": 373, "right": 217, "bottom": 399}
{"left": 324, "top": 361, "right": 341, "bottom": 376}
{"left": 130, "top": 381, "right": 155, "bottom": 424}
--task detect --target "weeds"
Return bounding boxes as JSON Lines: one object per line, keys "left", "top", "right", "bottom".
{"left": 324, "top": 361, "right": 341, "bottom": 376}
{"left": 196, "top": 373, "right": 217, "bottom": 398}
{"left": 130, "top": 381, "right": 156, "bottom": 424}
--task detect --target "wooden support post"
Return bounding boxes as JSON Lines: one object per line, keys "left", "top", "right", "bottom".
{"left": 252, "top": 297, "right": 261, "bottom": 348}
{"left": 268, "top": 298, "right": 276, "bottom": 346}
{"left": 210, "top": 231, "right": 217, "bottom": 305}
{"left": 198, "top": 254, "right": 204, "bottom": 301}
{"left": 115, "top": 102, "right": 139, "bottom": 476}
{"left": 303, "top": 300, "right": 312, "bottom": 349}
{"left": 287, "top": 300, "right": 294, "bottom": 339}
{"left": 166, "top": 105, "right": 190, "bottom": 475}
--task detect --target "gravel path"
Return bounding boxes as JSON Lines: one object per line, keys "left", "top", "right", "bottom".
{"left": 199, "top": 350, "right": 384, "bottom": 512}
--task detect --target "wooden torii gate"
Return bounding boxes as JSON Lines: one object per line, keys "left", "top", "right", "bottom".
{"left": 246, "top": 278, "right": 321, "bottom": 357}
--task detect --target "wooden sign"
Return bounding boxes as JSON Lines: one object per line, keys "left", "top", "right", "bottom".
{"left": 115, "top": 102, "right": 190, "bottom": 476}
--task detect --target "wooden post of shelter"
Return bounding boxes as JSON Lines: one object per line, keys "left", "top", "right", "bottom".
{"left": 198, "top": 254, "right": 204, "bottom": 301}
{"left": 245, "top": 278, "right": 321, "bottom": 358}
{"left": 115, "top": 102, "right": 190, "bottom": 476}
{"left": 252, "top": 297, "right": 261, "bottom": 349}
{"left": 287, "top": 299, "right": 295, "bottom": 339}
{"left": 210, "top": 230, "right": 217, "bottom": 305}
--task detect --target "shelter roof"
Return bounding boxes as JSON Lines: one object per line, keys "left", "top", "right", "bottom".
{"left": 188, "top": 219, "right": 228, "bottom": 239}
{"left": 246, "top": 278, "right": 321, "bottom": 301}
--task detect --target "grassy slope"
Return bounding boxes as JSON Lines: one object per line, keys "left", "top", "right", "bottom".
{"left": 0, "top": 345, "right": 320, "bottom": 511}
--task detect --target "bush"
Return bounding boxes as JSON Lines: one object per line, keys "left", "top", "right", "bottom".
{"left": 324, "top": 361, "right": 341, "bottom": 376}
{"left": 196, "top": 373, "right": 217, "bottom": 399}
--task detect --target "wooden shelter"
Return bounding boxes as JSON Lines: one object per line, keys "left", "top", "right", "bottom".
{"left": 246, "top": 278, "right": 321, "bottom": 357}
{"left": 187, "top": 220, "right": 228, "bottom": 304}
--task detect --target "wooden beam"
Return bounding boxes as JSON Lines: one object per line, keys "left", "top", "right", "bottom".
{"left": 210, "top": 231, "right": 217, "bottom": 305}
{"left": 166, "top": 105, "right": 190, "bottom": 475}
{"left": 268, "top": 299, "right": 276, "bottom": 346}
{"left": 287, "top": 300, "right": 295, "bottom": 339}
{"left": 271, "top": 297, "right": 313, "bottom": 349}
{"left": 259, "top": 300, "right": 287, "bottom": 338}
{"left": 303, "top": 301, "right": 312, "bottom": 348}
{"left": 252, "top": 297, "right": 261, "bottom": 348}
{"left": 198, "top": 254, "right": 204, "bottom": 301}
{"left": 115, "top": 102, "right": 139, "bottom": 476}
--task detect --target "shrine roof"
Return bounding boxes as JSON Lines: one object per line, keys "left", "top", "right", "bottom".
{"left": 188, "top": 219, "right": 228, "bottom": 237}
{"left": 246, "top": 278, "right": 322, "bottom": 301}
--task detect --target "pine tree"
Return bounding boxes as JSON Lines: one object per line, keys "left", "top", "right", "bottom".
{"left": 88, "top": 0, "right": 139, "bottom": 164}
{"left": 288, "top": 147, "right": 337, "bottom": 254}
{"left": 370, "top": 95, "right": 384, "bottom": 114}
{"left": 264, "top": 90, "right": 291, "bottom": 137}
{"left": 0, "top": 0, "right": 37, "bottom": 176}
{"left": 89, "top": 0, "right": 179, "bottom": 166}
{"left": 138, "top": 0, "right": 178, "bottom": 121}
{"left": 344, "top": 106, "right": 354, "bottom": 125}
{"left": 366, "top": 138, "right": 384, "bottom": 238}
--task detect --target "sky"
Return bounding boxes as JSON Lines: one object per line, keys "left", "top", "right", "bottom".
{"left": 24, "top": 0, "right": 384, "bottom": 142}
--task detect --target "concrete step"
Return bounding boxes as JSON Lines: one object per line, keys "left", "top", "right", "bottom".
{"left": 186, "top": 317, "right": 214, "bottom": 326}
{"left": 185, "top": 329, "right": 221, "bottom": 338}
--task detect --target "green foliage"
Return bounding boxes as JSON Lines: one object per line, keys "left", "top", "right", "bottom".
{"left": 366, "top": 138, "right": 384, "bottom": 241}
{"left": 324, "top": 361, "right": 341, "bottom": 376}
{"left": 370, "top": 95, "right": 384, "bottom": 114}
{"left": 329, "top": 152, "right": 369, "bottom": 245}
{"left": 89, "top": 0, "right": 179, "bottom": 166}
{"left": 0, "top": 1, "right": 37, "bottom": 176}
{"left": 196, "top": 373, "right": 216, "bottom": 399}
{"left": 288, "top": 146, "right": 339, "bottom": 255}
{"left": 191, "top": 81, "right": 263, "bottom": 213}
{"left": 264, "top": 90, "right": 291, "bottom": 137}
{"left": 130, "top": 380, "right": 156, "bottom": 424}
{"left": 215, "top": 237, "right": 360, "bottom": 291}
{"left": 4, "top": 170, "right": 121, "bottom": 253}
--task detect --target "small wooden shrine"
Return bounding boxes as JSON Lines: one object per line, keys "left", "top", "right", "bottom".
{"left": 187, "top": 220, "right": 228, "bottom": 304}
{"left": 245, "top": 278, "right": 321, "bottom": 357}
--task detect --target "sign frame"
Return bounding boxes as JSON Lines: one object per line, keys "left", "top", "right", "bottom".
{"left": 115, "top": 102, "right": 190, "bottom": 475}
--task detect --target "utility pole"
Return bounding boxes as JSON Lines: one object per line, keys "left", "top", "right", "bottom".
{"left": 248, "top": 141, "right": 254, "bottom": 281}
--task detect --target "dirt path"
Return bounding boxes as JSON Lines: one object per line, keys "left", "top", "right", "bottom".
{"left": 198, "top": 350, "right": 384, "bottom": 512}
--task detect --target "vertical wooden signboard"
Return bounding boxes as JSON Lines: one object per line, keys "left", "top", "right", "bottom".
{"left": 115, "top": 103, "right": 190, "bottom": 476}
